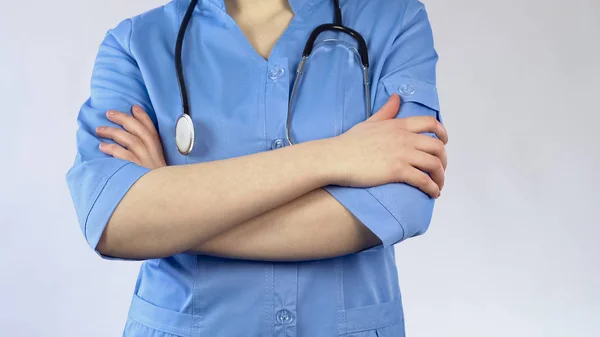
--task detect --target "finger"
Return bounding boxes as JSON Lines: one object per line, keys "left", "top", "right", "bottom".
{"left": 96, "top": 126, "right": 149, "bottom": 161}
{"left": 396, "top": 116, "right": 448, "bottom": 144}
{"left": 367, "top": 94, "right": 401, "bottom": 122}
{"left": 106, "top": 110, "right": 158, "bottom": 150}
{"left": 402, "top": 166, "right": 440, "bottom": 198}
{"left": 130, "top": 107, "right": 166, "bottom": 168}
{"left": 411, "top": 134, "right": 447, "bottom": 170}
{"left": 131, "top": 105, "right": 159, "bottom": 138}
{"left": 407, "top": 149, "right": 445, "bottom": 191}
{"left": 99, "top": 142, "right": 141, "bottom": 165}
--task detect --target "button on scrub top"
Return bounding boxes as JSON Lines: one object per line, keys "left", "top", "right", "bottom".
{"left": 65, "top": 0, "right": 443, "bottom": 336}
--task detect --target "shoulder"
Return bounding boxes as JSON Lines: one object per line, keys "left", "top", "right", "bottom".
{"left": 352, "top": 0, "right": 412, "bottom": 15}
{"left": 104, "top": 1, "right": 182, "bottom": 54}
{"left": 342, "top": 0, "right": 434, "bottom": 68}
{"left": 348, "top": 0, "right": 429, "bottom": 31}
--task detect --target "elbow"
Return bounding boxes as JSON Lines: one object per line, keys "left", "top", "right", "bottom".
{"left": 95, "top": 225, "right": 116, "bottom": 258}
{"left": 93, "top": 219, "right": 125, "bottom": 259}
{"left": 67, "top": 158, "right": 152, "bottom": 260}
{"left": 92, "top": 219, "right": 146, "bottom": 261}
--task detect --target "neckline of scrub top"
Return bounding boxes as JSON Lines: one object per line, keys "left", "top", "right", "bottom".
{"left": 203, "top": 0, "right": 316, "bottom": 15}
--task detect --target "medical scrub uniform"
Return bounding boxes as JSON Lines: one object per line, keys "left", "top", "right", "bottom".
{"left": 65, "top": 0, "right": 442, "bottom": 336}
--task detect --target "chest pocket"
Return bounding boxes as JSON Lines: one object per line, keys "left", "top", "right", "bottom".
{"left": 288, "top": 37, "right": 369, "bottom": 143}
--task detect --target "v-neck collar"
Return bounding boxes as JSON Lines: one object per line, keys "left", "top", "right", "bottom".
{"left": 204, "top": 0, "right": 314, "bottom": 15}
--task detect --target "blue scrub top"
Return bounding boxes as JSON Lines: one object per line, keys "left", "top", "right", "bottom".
{"left": 66, "top": 0, "right": 442, "bottom": 336}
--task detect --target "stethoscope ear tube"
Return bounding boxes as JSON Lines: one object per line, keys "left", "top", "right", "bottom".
{"left": 175, "top": 0, "right": 198, "bottom": 119}
{"left": 301, "top": 24, "right": 369, "bottom": 68}
{"left": 175, "top": 0, "right": 198, "bottom": 155}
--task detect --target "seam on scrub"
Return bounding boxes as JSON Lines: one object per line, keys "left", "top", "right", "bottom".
{"left": 264, "top": 266, "right": 267, "bottom": 336}
{"left": 334, "top": 259, "right": 340, "bottom": 334}
{"left": 346, "top": 321, "right": 402, "bottom": 335}
{"left": 81, "top": 175, "right": 108, "bottom": 244}
{"left": 380, "top": 67, "right": 440, "bottom": 111}
{"left": 364, "top": 188, "right": 406, "bottom": 242}
{"left": 374, "top": 80, "right": 385, "bottom": 115}
{"left": 190, "top": 255, "right": 198, "bottom": 335}
{"left": 260, "top": 66, "right": 267, "bottom": 151}
{"left": 370, "top": 2, "right": 410, "bottom": 99}
{"left": 340, "top": 260, "right": 345, "bottom": 313}
{"left": 381, "top": 75, "right": 440, "bottom": 114}
{"left": 382, "top": 74, "right": 437, "bottom": 94}
{"left": 83, "top": 161, "right": 131, "bottom": 246}
{"left": 129, "top": 316, "right": 189, "bottom": 337}
{"left": 123, "top": 15, "right": 161, "bottom": 140}
{"left": 351, "top": 0, "right": 368, "bottom": 112}
{"left": 176, "top": 0, "right": 181, "bottom": 27}
{"left": 271, "top": 264, "right": 275, "bottom": 337}
{"left": 301, "top": 0, "right": 322, "bottom": 17}
{"left": 203, "top": 0, "right": 224, "bottom": 12}
{"left": 126, "top": 18, "right": 134, "bottom": 55}
{"left": 295, "top": 263, "right": 299, "bottom": 334}
{"left": 201, "top": 261, "right": 207, "bottom": 333}
{"left": 338, "top": 47, "right": 345, "bottom": 136}
{"left": 398, "top": 0, "right": 410, "bottom": 42}
{"left": 335, "top": 258, "right": 346, "bottom": 335}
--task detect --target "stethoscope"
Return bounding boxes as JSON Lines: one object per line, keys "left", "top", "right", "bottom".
{"left": 174, "top": 0, "right": 370, "bottom": 155}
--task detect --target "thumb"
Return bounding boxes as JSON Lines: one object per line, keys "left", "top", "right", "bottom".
{"left": 367, "top": 94, "right": 401, "bottom": 122}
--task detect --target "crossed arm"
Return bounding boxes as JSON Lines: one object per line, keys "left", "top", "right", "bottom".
{"left": 195, "top": 187, "right": 381, "bottom": 261}
{"left": 99, "top": 106, "right": 383, "bottom": 261}
{"left": 67, "top": 1, "right": 445, "bottom": 262}
{"left": 94, "top": 93, "right": 446, "bottom": 261}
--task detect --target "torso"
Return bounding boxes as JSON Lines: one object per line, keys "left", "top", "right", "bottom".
{"left": 114, "top": 0, "right": 428, "bottom": 336}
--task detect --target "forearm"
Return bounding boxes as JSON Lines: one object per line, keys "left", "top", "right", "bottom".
{"left": 98, "top": 138, "right": 336, "bottom": 259}
{"left": 192, "top": 187, "right": 381, "bottom": 261}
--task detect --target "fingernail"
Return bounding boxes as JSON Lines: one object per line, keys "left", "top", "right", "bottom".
{"left": 99, "top": 143, "right": 106, "bottom": 149}
{"left": 96, "top": 126, "right": 105, "bottom": 132}
{"left": 107, "top": 111, "right": 115, "bottom": 117}
{"left": 132, "top": 105, "right": 140, "bottom": 113}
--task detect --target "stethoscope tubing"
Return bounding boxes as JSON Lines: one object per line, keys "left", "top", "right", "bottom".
{"left": 174, "top": 0, "right": 370, "bottom": 154}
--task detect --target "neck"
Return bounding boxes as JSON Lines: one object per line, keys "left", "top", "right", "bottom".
{"left": 224, "top": 0, "right": 291, "bottom": 17}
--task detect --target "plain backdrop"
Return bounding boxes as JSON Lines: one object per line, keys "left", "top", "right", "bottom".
{"left": 1, "top": 0, "right": 598, "bottom": 336}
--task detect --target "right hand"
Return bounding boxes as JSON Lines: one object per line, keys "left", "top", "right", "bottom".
{"left": 96, "top": 105, "right": 167, "bottom": 170}
{"left": 330, "top": 94, "right": 448, "bottom": 198}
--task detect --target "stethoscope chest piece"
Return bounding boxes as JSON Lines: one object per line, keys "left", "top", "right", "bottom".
{"left": 175, "top": 114, "right": 195, "bottom": 155}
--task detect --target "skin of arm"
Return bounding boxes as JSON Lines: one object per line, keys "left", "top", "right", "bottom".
{"left": 192, "top": 187, "right": 381, "bottom": 262}
{"left": 97, "top": 97, "right": 447, "bottom": 261}
{"left": 98, "top": 136, "right": 339, "bottom": 260}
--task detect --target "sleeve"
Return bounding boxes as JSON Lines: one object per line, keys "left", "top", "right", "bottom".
{"left": 322, "top": 0, "right": 442, "bottom": 250}
{"left": 65, "top": 19, "right": 154, "bottom": 260}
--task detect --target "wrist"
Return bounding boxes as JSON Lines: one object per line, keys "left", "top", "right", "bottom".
{"left": 298, "top": 137, "right": 341, "bottom": 187}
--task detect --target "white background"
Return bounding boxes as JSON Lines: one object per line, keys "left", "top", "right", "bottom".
{"left": 1, "top": 0, "right": 598, "bottom": 336}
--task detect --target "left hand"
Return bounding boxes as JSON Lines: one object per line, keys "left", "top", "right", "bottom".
{"left": 96, "top": 105, "right": 167, "bottom": 170}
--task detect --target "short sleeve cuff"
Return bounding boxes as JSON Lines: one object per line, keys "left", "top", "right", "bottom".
{"left": 322, "top": 185, "right": 405, "bottom": 250}
{"left": 85, "top": 161, "right": 151, "bottom": 260}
